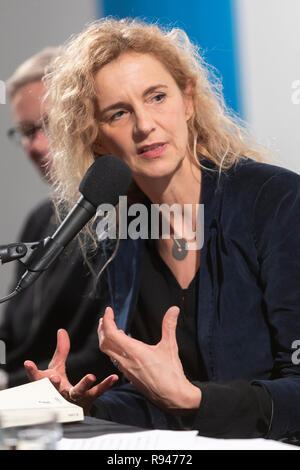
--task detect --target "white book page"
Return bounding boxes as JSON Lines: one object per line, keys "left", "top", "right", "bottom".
{"left": 0, "top": 378, "right": 73, "bottom": 409}
{"left": 57, "top": 429, "right": 297, "bottom": 450}
{"left": 0, "top": 378, "right": 83, "bottom": 427}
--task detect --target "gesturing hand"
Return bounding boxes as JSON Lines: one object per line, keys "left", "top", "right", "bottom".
{"left": 24, "top": 328, "right": 118, "bottom": 415}
{"left": 98, "top": 306, "right": 201, "bottom": 414}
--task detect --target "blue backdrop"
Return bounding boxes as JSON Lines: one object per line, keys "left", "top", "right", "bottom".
{"left": 97, "top": 0, "right": 241, "bottom": 115}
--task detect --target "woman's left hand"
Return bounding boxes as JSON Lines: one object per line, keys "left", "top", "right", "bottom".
{"left": 98, "top": 306, "right": 202, "bottom": 414}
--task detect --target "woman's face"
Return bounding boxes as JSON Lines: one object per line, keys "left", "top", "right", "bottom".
{"left": 94, "top": 52, "right": 193, "bottom": 183}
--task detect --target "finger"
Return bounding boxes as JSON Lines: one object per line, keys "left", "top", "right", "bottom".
{"left": 48, "top": 329, "right": 70, "bottom": 368}
{"left": 102, "top": 306, "right": 129, "bottom": 335}
{"left": 88, "top": 374, "right": 119, "bottom": 400}
{"left": 98, "top": 307, "right": 116, "bottom": 347}
{"left": 99, "top": 307, "right": 128, "bottom": 354}
{"left": 102, "top": 306, "right": 116, "bottom": 331}
{"left": 69, "top": 374, "right": 97, "bottom": 401}
{"left": 99, "top": 336, "right": 133, "bottom": 361}
{"left": 102, "top": 307, "right": 127, "bottom": 338}
{"left": 97, "top": 317, "right": 103, "bottom": 335}
{"left": 24, "top": 360, "right": 40, "bottom": 381}
{"left": 49, "top": 375, "right": 62, "bottom": 390}
{"left": 161, "top": 306, "right": 180, "bottom": 347}
{"left": 98, "top": 316, "right": 105, "bottom": 346}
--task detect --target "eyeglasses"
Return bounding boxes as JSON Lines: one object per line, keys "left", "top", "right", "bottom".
{"left": 7, "top": 118, "right": 48, "bottom": 146}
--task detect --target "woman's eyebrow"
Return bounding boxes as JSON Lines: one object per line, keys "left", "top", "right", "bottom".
{"left": 142, "top": 84, "right": 168, "bottom": 97}
{"left": 100, "top": 85, "right": 168, "bottom": 115}
{"left": 100, "top": 101, "right": 129, "bottom": 115}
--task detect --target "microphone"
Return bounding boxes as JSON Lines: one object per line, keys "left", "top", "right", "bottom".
{"left": 15, "top": 155, "right": 132, "bottom": 293}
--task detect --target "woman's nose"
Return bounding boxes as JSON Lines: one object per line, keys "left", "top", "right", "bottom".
{"left": 132, "top": 108, "right": 155, "bottom": 141}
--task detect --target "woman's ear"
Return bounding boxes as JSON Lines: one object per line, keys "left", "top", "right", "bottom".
{"left": 183, "top": 80, "right": 194, "bottom": 121}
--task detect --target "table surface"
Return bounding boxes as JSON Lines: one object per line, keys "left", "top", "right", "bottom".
{"left": 62, "top": 416, "right": 146, "bottom": 439}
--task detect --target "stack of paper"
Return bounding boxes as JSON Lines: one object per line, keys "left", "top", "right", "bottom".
{"left": 57, "top": 430, "right": 297, "bottom": 450}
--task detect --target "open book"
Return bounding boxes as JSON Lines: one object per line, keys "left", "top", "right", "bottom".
{"left": 0, "top": 378, "right": 84, "bottom": 428}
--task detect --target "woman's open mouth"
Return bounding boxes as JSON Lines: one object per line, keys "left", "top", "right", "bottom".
{"left": 137, "top": 142, "right": 168, "bottom": 159}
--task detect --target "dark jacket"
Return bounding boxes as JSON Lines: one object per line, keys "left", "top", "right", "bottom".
{"left": 95, "top": 158, "right": 300, "bottom": 440}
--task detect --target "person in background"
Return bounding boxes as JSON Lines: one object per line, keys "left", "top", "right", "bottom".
{"left": 0, "top": 48, "right": 118, "bottom": 392}
{"left": 25, "top": 19, "right": 300, "bottom": 441}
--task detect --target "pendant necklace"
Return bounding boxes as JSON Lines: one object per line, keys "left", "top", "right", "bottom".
{"left": 172, "top": 237, "right": 189, "bottom": 261}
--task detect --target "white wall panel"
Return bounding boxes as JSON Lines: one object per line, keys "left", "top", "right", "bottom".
{"left": 0, "top": 0, "right": 96, "bottom": 310}
{"left": 236, "top": 0, "right": 300, "bottom": 173}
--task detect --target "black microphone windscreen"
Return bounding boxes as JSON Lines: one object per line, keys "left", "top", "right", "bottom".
{"left": 79, "top": 155, "right": 132, "bottom": 207}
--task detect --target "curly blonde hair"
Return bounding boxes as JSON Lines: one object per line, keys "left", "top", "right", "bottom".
{"left": 45, "top": 17, "right": 266, "bottom": 213}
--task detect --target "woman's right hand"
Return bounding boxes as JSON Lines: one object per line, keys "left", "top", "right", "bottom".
{"left": 24, "top": 328, "right": 119, "bottom": 415}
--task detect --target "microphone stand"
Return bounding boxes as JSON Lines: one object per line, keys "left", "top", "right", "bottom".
{"left": 0, "top": 239, "right": 48, "bottom": 304}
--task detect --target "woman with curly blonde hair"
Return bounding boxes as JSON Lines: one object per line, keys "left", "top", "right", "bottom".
{"left": 46, "top": 17, "right": 264, "bottom": 209}
{"left": 26, "top": 17, "right": 300, "bottom": 442}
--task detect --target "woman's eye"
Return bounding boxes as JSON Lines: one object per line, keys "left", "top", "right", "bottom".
{"left": 153, "top": 93, "right": 166, "bottom": 103}
{"left": 109, "top": 110, "right": 126, "bottom": 122}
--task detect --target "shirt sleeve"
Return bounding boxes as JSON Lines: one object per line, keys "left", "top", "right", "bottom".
{"left": 178, "top": 380, "right": 273, "bottom": 438}
{"left": 90, "top": 379, "right": 273, "bottom": 438}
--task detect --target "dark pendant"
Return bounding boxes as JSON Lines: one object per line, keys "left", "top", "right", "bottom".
{"left": 172, "top": 238, "right": 188, "bottom": 261}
